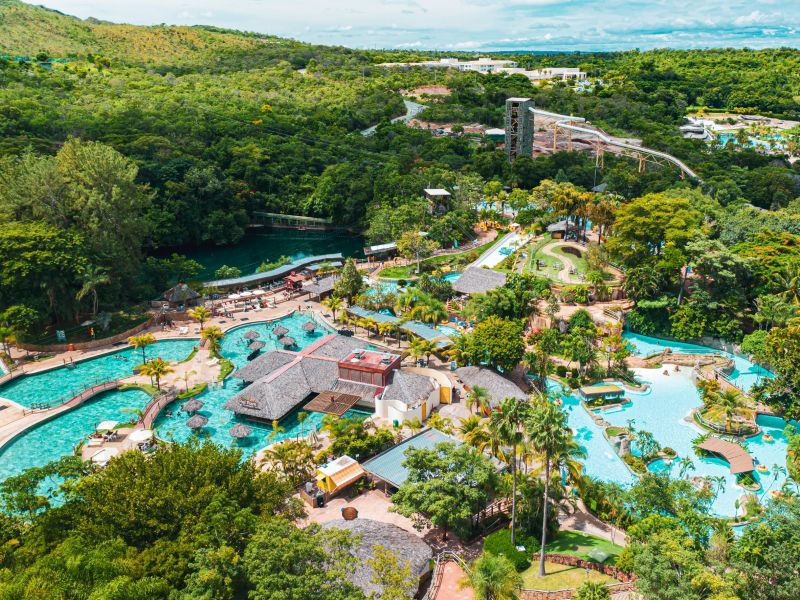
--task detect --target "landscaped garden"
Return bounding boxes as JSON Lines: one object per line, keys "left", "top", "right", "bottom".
{"left": 376, "top": 239, "right": 495, "bottom": 279}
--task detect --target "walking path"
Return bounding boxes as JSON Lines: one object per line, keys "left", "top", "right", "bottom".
{"left": 540, "top": 242, "right": 583, "bottom": 283}
{"left": 361, "top": 99, "right": 425, "bottom": 136}
{"left": 559, "top": 499, "right": 627, "bottom": 547}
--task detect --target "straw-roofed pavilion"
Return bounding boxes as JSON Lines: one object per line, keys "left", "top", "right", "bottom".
{"left": 455, "top": 365, "right": 527, "bottom": 407}
{"left": 451, "top": 266, "right": 507, "bottom": 295}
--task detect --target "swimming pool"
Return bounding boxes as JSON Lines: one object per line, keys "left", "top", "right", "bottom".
{"left": 0, "top": 314, "right": 339, "bottom": 481}
{"left": 623, "top": 332, "right": 772, "bottom": 391}
{"left": 0, "top": 388, "right": 152, "bottom": 482}
{"left": 0, "top": 339, "right": 198, "bottom": 408}
{"left": 436, "top": 325, "right": 462, "bottom": 338}
{"left": 552, "top": 370, "right": 792, "bottom": 517}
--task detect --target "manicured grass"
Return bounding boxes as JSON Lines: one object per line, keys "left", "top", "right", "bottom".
{"left": 605, "top": 426, "right": 628, "bottom": 437}
{"left": 545, "top": 531, "right": 623, "bottom": 563}
{"left": 521, "top": 561, "right": 615, "bottom": 590}
{"left": 376, "top": 240, "right": 496, "bottom": 279}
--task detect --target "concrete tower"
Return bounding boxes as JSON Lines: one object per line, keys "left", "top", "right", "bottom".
{"left": 504, "top": 97, "right": 534, "bottom": 162}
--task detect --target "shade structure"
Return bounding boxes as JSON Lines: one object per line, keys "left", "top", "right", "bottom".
{"left": 228, "top": 293, "right": 241, "bottom": 300}
{"left": 248, "top": 340, "right": 266, "bottom": 352}
{"left": 240, "top": 290, "right": 253, "bottom": 298}
{"left": 272, "top": 324, "right": 289, "bottom": 337}
{"left": 129, "top": 429, "right": 154, "bottom": 442}
{"left": 182, "top": 399, "right": 204, "bottom": 414}
{"left": 90, "top": 447, "right": 119, "bottom": 465}
{"left": 229, "top": 423, "right": 252, "bottom": 439}
{"left": 301, "top": 320, "right": 317, "bottom": 333}
{"left": 96, "top": 420, "right": 119, "bottom": 432}
{"left": 186, "top": 414, "right": 209, "bottom": 429}
{"left": 278, "top": 336, "right": 296, "bottom": 348}
{"left": 243, "top": 330, "right": 261, "bottom": 340}
{"left": 250, "top": 289, "right": 266, "bottom": 296}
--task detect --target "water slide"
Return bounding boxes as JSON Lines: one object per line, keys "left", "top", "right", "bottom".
{"left": 530, "top": 108, "right": 701, "bottom": 181}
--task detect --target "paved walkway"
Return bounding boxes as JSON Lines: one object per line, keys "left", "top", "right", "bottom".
{"left": 434, "top": 561, "right": 473, "bottom": 600}
{"left": 559, "top": 499, "right": 627, "bottom": 547}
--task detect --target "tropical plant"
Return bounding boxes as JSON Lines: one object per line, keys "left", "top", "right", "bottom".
{"left": 677, "top": 456, "right": 696, "bottom": 480}
{"left": 75, "top": 265, "right": 110, "bottom": 316}
{"left": 525, "top": 396, "right": 570, "bottom": 576}
{"left": 378, "top": 321, "right": 396, "bottom": 344}
{"left": 574, "top": 580, "right": 611, "bottom": 600}
{"left": 200, "top": 326, "right": 224, "bottom": 355}
{"left": 712, "top": 389, "right": 745, "bottom": 432}
{"left": 402, "top": 416, "right": 423, "bottom": 435}
{"left": 321, "top": 295, "right": 344, "bottom": 321}
{"left": 138, "top": 357, "right": 174, "bottom": 390}
{"left": 129, "top": 333, "right": 157, "bottom": 364}
{"left": 467, "top": 385, "right": 492, "bottom": 415}
{"left": 426, "top": 412, "right": 453, "bottom": 434}
{"left": 188, "top": 305, "right": 212, "bottom": 330}
{"left": 409, "top": 337, "right": 438, "bottom": 366}
{"left": 490, "top": 397, "right": 529, "bottom": 545}
{"left": 461, "top": 553, "right": 522, "bottom": 600}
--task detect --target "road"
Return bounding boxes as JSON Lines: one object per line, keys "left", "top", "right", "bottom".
{"left": 361, "top": 99, "right": 425, "bottom": 136}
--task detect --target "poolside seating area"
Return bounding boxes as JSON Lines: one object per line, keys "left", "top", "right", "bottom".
{"left": 346, "top": 306, "right": 453, "bottom": 348}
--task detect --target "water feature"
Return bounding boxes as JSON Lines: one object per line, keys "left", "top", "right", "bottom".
{"left": 182, "top": 229, "right": 365, "bottom": 280}
{"left": 0, "top": 339, "right": 198, "bottom": 408}
{"left": 623, "top": 332, "right": 772, "bottom": 391}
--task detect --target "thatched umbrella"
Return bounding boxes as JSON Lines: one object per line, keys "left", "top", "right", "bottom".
{"left": 243, "top": 330, "right": 260, "bottom": 340}
{"left": 182, "top": 399, "right": 204, "bottom": 414}
{"left": 272, "top": 324, "right": 289, "bottom": 337}
{"left": 302, "top": 320, "right": 317, "bottom": 333}
{"left": 186, "top": 414, "right": 208, "bottom": 430}
{"left": 278, "top": 336, "right": 296, "bottom": 348}
{"left": 229, "top": 423, "right": 252, "bottom": 439}
{"left": 248, "top": 340, "right": 266, "bottom": 352}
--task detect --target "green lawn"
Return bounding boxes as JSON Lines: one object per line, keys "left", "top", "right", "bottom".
{"left": 521, "top": 561, "right": 615, "bottom": 590}
{"left": 376, "top": 240, "right": 496, "bottom": 279}
{"left": 545, "top": 531, "right": 623, "bottom": 563}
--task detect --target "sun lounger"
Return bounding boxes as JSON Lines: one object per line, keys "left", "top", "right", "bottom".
{"left": 179, "top": 326, "right": 189, "bottom": 335}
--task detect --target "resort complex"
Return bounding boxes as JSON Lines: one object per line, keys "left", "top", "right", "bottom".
{"left": 0, "top": 1, "right": 799, "bottom": 597}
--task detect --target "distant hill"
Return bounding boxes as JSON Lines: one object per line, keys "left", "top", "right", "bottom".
{"left": 0, "top": 0, "right": 293, "bottom": 69}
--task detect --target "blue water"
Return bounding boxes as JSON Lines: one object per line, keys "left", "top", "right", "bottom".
{"left": 623, "top": 332, "right": 772, "bottom": 391}
{"left": 0, "top": 314, "right": 351, "bottom": 481}
{"left": 718, "top": 132, "right": 785, "bottom": 151}
{"left": 0, "top": 388, "right": 152, "bottom": 481}
{"left": 0, "top": 339, "right": 198, "bottom": 408}
{"left": 436, "top": 325, "right": 462, "bottom": 338}
{"left": 443, "top": 272, "right": 462, "bottom": 282}
{"left": 366, "top": 273, "right": 460, "bottom": 295}
{"left": 551, "top": 369, "right": 792, "bottom": 517}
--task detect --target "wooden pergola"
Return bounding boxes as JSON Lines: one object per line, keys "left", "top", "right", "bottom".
{"left": 304, "top": 391, "right": 362, "bottom": 416}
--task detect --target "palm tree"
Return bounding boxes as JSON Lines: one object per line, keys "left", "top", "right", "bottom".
{"left": 552, "top": 438, "right": 587, "bottom": 497}
{"left": 490, "top": 397, "right": 529, "bottom": 545}
{"left": 461, "top": 553, "right": 522, "bottom": 600}
{"left": 402, "top": 416, "right": 423, "bottom": 435}
{"left": 0, "top": 325, "right": 13, "bottom": 357}
{"left": 409, "top": 338, "right": 438, "bottom": 366}
{"left": 467, "top": 386, "right": 492, "bottom": 415}
{"left": 321, "top": 295, "right": 344, "bottom": 322}
{"left": 181, "top": 369, "right": 197, "bottom": 393}
{"left": 426, "top": 412, "right": 453, "bottom": 433}
{"left": 129, "top": 333, "right": 157, "bottom": 364}
{"left": 297, "top": 411, "right": 309, "bottom": 439}
{"left": 188, "top": 306, "right": 212, "bottom": 330}
{"left": 713, "top": 389, "right": 744, "bottom": 433}
{"left": 777, "top": 264, "right": 800, "bottom": 306}
{"left": 394, "top": 289, "right": 417, "bottom": 315}
{"left": 75, "top": 265, "right": 110, "bottom": 317}
{"left": 458, "top": 415, "right": 490, "bottom": 447}
{"left": 267, "top": 419, "right": 286, "bottom": 443}
{"left": 525, "top": 397, "right": 570, "bottom": 577}
{"left": 378, "top": 321, "right": 395, "bottom": 344}
{"left": 139, "top": 357, "right": 174, "bottom": 390}
{"left": 677, "top": 456, "right": 696, "bottom": 480}
{"left": 200, "top": 326, "right": 224, "bottom": 355}
{"left": 410, "top": 301, "right": 447, "bottom": 325}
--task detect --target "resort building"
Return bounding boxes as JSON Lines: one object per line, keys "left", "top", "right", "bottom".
{"left": 161, "top": 283, "right": 200, "bottom": 309}
{"left": 224, "top": 333, "right": 442, "bottom": 424}
{"left": 424, "top": 188, "right": 451, "bottom": 213}
{"left": 501, "top": 66, "right": 587, "bottom": 82}
{"left": 455, "top": 366, "right": 528, "bottom": 407}
{"left": 378, "top": 56, "right": 517, "bottom": 73}
{"left": 451, "top": 266, "right": 507, "bottom": 296}
{"left": 314, "top": 455, "right": 366, "bottom": 497}
{"left": 578, "top": 384, "right": 625, "bottom": 404}
{"left": 320, "top": 518, "right": 432, "bottom": 597}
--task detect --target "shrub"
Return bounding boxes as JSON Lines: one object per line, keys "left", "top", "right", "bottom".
{"left": 556, "top": 365, "right": 568, "bottom": 377}
{"left": 622, "top": 453, "right": 647, "bottom": 475}
{"left": 483, "top": 529, "right": 532, "bottom": 571}
{"left": 661, "top": 447, "right": 677, "bottom": 458}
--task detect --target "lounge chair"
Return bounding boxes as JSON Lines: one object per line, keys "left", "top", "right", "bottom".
{"left": 178, "top": 326, "right": 189, "bottom": 335}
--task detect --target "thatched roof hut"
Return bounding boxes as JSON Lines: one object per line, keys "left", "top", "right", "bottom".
{"left": 229, "top": 423, "right": 252, "bottom": 439}
{"left": 272, "top": 325, "right": 289, "bottom": 337}
{"left": 248, "top": 340, "right": 266, "bottom": 352}
{"left": 320, "top": 519, "right": 432, "bottom": 597}
{"left": 243, "top": 330, "right": 261, "bottom": 340}
{"left": 163, "top": 283, "right": 201, "bottom": 306}
{"left": 279, "top": 336, "right": 297, "bottom": 348}
{"left": 186, "top": 414, "right": 208, "bottom": 429}
{"left": 182, "top": 399, "right": 204, "bottom": 414}
{"left": 456, "top": 365, "right": 527, "bottom": 407}
{"left": 451, "top": 266, "right": 506, "bottom": 295}
{"left": 301, "top": 320, "right": 317, "bottom": 333}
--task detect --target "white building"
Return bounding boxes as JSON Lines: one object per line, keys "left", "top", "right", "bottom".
{"left": 378, "top": 57, "right": 517, "bottom": 73}
{"left": 498, "top": 66, "right": 587, "bottom": 83}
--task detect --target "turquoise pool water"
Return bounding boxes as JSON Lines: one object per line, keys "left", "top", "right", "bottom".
{"left": 436, "top": 325, "right": 462, "bottom": 338}
{"left": 552, "top": 369, "right": 792, "bottom": 517}
{"left": 623, "top": 332, "right": 772, "bottom": 391}
{"left": 0, "top": 388, "right": 152, "bottom": 482}
{"left": 0, "top": 314, "right": 343, "bottom": 481}
{"left": 443, "top": 272, "right": 462, "bottom": 282}
{"left": 0, "top": 339, "right": 198, "bottom": 408}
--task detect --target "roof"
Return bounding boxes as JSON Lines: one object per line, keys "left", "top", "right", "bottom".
{"left": 304, "top": 390, "right": 363, "bottom": 416}
{"left": 579, "top": 384, "right": 624, "bottom": 398}
{"left": 320, "top": 519, "right": 432, "bottom": 597}
{"left": 698, "top": 437, "right": 755, "bottom": 474}
{"left": 381, "top": 370, "right": 435, "bottom": 409}
{"left": 302, "top": 275, "right": 338, "bottom": 296}
{"left": 346, "top": 307, "right": 451, "bottom": 347}
{"left": 452, "top": 266, "right": 507, "bottom": 295}
{"left": 424, "top": 188, "right": 451, "bottom": 196}
{"left": 163, "top": 283, "right": 200, "bottom": 303}
{"left": 547, "top": 220, "right": 571, "bottom": 233}
{"left": 233, "top": 350, "right": 296, "bottom": 383}
{"left": 203, "top": 253, "right": 343, "bottom": 288}
{"left": 363, "top": 428, "right": 461, "bottom": 488}
{"left": 455, "top": 366, "right": 528, "bottom": 406}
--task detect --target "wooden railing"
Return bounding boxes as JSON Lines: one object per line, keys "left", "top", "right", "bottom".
{"left": 422, "top": 551, "right": 470, "bottom": 600}
{"left": 139, "top": 391, "right": 178, "bottom": 429}
{"left": 22, "top": 379, "right": 121, "bottom": 415}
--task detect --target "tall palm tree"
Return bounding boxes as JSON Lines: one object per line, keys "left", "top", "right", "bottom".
{"left": 458, "top": 415, "right": 490, "bottom": 448}
{"left": 551, "top": 438, "right": 587, "bottom": 497}
{"left": 462, "top": 553, "right": 522, "bottom": 600}
{"left": 321, "top": 295, "right": 344, "bottom": 321}
{"left": 75, "top": 265, "right": 110, "bottom": 316}
{"left": 394, "top": 289, "right": 417, "bottom": 315}
{"left": 409, "top": 338, "right": 438, "bottom": 366}
{"left": 713, "top": 389, "right": 744, "bottom": 433}
{"left": 777, "top": 264, "right": 800, "bottom": 306}
{"left": 139, "top": 357, "right": 174, "bottom": 390}
{"left": 129, "top": 333, "right": 157, "bottom": 364}
{"left": 188, "top": 305, "right": 212, "bottom": 330}
{"left": 378, "top": 321, "right": 395, "bottom": 344}
{"left": 677, "top": 456, "right": 696, "bottom": 480}
{"left": 490, "top": 397, "right": 529, "bottom": 545}
{"left": 200, "top": 326, "right": 224, "bottom": 355}
{"left": 467, "top": 386, "right": 492, "bottom": 416}
{"left": 525, "top": 397, "right": 570, "bottom": 576}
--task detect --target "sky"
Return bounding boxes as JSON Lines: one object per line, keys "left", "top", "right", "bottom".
{"left": 27, "top": 0, "right": 800, "bottom": 51}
